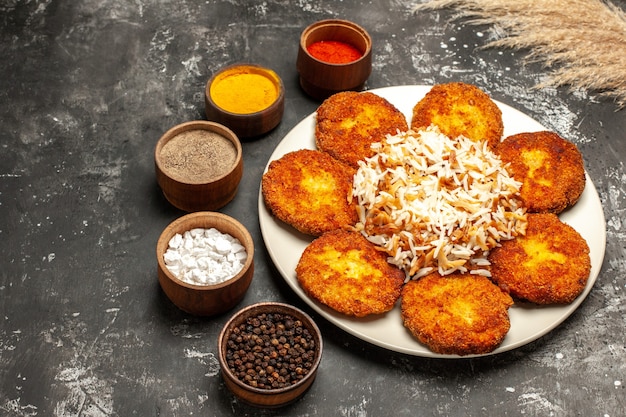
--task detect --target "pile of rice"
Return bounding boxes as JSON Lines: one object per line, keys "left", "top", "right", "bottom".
{"left": 352, "top": 126, "right": 527, "bottom": 280}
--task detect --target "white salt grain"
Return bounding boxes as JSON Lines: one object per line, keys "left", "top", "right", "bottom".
{"left": 168, "top": 233, "right": 183, "bottom": 249}
{"left": 164, "top": 227, "right": 247, "bottom": 286}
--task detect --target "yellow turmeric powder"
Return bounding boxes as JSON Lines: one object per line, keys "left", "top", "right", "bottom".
{"left": 210, "top": 65, "right": 280, "bottom": 114}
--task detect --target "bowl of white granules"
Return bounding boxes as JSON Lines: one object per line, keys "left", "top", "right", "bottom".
{"left": 156, "top": 211, "right": 254, "bottom": 316}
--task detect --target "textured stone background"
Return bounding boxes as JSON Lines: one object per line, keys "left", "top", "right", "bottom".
{"left": 0, "top": 1, "right": 624, "bottom": 416}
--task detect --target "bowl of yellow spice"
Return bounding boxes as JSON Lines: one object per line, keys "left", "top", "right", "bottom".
{"left": 205, "top": 64, "right": 285, "bottom": 138}
{"left": 155, "top": 120, "right": 243, "bottom": 212}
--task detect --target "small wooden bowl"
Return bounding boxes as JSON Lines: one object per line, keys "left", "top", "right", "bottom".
{"left": 205, "top": 64, "right": 285, "bottom": 138}
{"left": 155, "top": 120, "right": 243, "bottom": 212}
{"left": 297, "top": 19, "right": 372, "bottom": 100}
{"left": 156, "top": 212, "right": 254, "bottom": 316}
{"left": 218, "top": 302, "right": 323, "bottom": 408}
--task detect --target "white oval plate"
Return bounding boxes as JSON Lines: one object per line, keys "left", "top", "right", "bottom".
{"left": 258, "top": 85, "right": 606, "bottom": 358}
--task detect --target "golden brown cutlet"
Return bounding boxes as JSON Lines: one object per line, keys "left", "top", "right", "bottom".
{"left": 411, "top": 82, "right": 504, "bottom": 148}
{"left": 401, "top": 272, "right": 513, "bottom": 355}
{"left": 488, "top": 212, "right": 591, "bottom": 305}
{"left": 315, "top": 91, "right": 408, "bottom": 168}
{"left": 494, "top": 130, "right": 586, "bottom": 214}
{"left": 296, "top": 229, "right": 405, "bottom": 317}
{"left": 262, "top": 149, "right": 357, "bottom": 236}
{"left": 271, "top": 85, "right": 591, "bottom": 356}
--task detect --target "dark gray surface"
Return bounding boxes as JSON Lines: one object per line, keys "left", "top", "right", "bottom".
{"left": 1, "top": 1, "right": 624, "bottom": 416}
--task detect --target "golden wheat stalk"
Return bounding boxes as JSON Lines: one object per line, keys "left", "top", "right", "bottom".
{"left": 414, "top": 0, "right": 626, "bottom": 108}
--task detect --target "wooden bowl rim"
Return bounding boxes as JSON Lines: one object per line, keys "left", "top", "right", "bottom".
{"left": 154, "top": 120, "right": 243, "bottom": 185}
{"left": 156, "top": 211, "right": 254, "bottom": 291}
{"left": 299, "top": 18, "right": 372, "bottom": 66}
{"left": 218, "top": 301, "right": 323, "bottom": 395}
{"left": 205, "top": 63, "right": 285, "bottom": 118}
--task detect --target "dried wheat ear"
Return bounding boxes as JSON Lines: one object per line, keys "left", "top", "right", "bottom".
{"left": 414, "top": 0, "right": 626, "bottom": 108}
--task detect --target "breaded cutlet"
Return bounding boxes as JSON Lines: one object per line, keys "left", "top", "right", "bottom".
{"left": 493, "top": 131, "right": 586, "bottom": 214}
{"left": 401, "top": 272, "right": 513, "bottom": 355}
{"left": 411, "top": 82, "right": 504, "bottom": 148}
{"left": 262, "top": 149, "right": 357, "bottom": 236}
{"left": 315, "top": 91, "right": 408, "bottom": 168}
{"left": 296, "top": 229, "right": 405, "bottom": 317}
{"left": 488, "top": 212, "right": 591, "bottom": 305}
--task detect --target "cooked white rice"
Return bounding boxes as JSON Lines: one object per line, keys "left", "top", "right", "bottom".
{"left": 352, "top": 126, "right": 527, "bottom": 280}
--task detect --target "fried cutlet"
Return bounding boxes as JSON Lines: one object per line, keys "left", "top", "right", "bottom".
{"left": 493, "top": 131, "right": 586, "bottom": 214}
{"left": 410, "top": 82, "right": 504, "bottom": 148}
{"left": 315, "top": 91, "right": 408, "bottom": 168}
{"left": 262, "top": 149, "right": 357, "bottom": 236}
{"left": 488, "top": 213, "right": 591, "bottom": 305}
{"left": 401, "top": 272, "right": 513, "bottom": 355}
{"left": 296, "top": 229, "right": 405, "bottom": 317}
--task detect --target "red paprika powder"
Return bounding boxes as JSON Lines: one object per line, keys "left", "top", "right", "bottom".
{"left": 307, "top": 40, "right": 363, "bottom": 64}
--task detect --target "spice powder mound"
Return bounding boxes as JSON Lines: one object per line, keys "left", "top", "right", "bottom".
{"left": 307, "top": 40, "right": 363, "bottom": 64}
{"left": 160, "top": 129, "right": 237, "bottom": 183}
{"left": 210, "top": 69, "right": 279, "bottom": 114}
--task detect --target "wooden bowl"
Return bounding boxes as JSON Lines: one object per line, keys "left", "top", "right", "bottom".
{"left": 218, "top": 302, "right": 323, "bottom": 408}
{"left": 154, "top": 120, "right": 243, "bottom": 212}
{"left": 296, "top": 19, "right": 372, "bottom": 100}
{"left": 205, "top": 64, "right": 285, "bottom": 138}
{"left": 156, "top": 212, "right": 254, "bottom": 316}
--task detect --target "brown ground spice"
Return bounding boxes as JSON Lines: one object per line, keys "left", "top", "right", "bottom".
{"left": 160, "top": 129, "right": 237, "bottom": 182}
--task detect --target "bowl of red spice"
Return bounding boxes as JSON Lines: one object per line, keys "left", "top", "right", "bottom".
{"left": 155, "top": 120, "right": 243, "bottom": 212}
{"left": 156, "top": 211, "right": 255, "bottom": 316}
{"left": 205, "top": 63, "right": 285, "bottom": 138}
{"left": 218, "top": 302, "right": 323, "bottom": 408}
{"left": 296, "top": 19, "right": 372, "bottom": 100}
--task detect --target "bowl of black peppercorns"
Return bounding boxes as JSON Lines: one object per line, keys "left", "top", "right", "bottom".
{"left": 217, "top": 302, "right": 323, "bottom": 407}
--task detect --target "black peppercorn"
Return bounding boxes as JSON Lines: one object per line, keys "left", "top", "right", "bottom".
{"left": 225, "top": 312, "right": 317, "bottom": 390}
